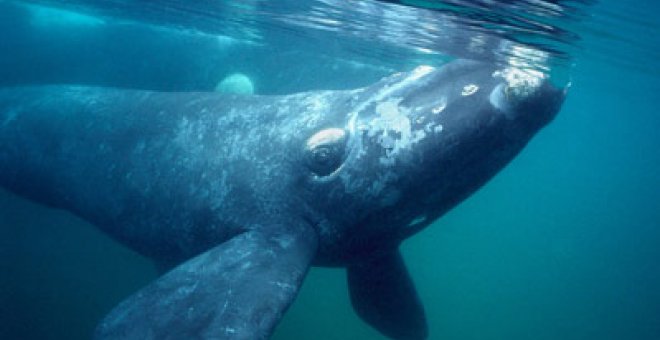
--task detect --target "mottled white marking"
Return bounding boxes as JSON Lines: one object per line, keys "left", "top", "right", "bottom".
{"left": 339, "top": 65, "right": 437, "bottom": 172}
{"left": 413, "top": 129, "right": 427, "bottom": 142}
{"left": 432, "top": 97, "right": 447, "bottom": 114}
{"left": 271, "top": 281, "right": 295, "bottom": 291}
{"left": 377, "top": 134, "right": 395, "bottom": 148}
{"left": 306, "top": 93, "right": 328, "bottom": 112}
{"left": 367, "top": 99, "right": 429, "bottom": 166}
{"left": 489, "top": 83, "right": 510, "bottom": 113}
{"left": 372, "top": 99, "right": 410, "bottom": 164}
{"left": 407, "top": 215, "right": 427, "bottom": 227}
{"left": 273, "top": 234, "right": 293, "bottom": 249}
{"left": 493, "top": 66, "right": 545, "bottom": 102}
{"left": 461, "top": 84, "right": 479, "bottom": 96}
{"left": 176, "top": 282, "right": 199, "bottom": 296}
{"left": 349, "top": 65, "right": 436, "bottom": 121}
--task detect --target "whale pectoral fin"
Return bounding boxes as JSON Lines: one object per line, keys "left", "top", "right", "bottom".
{"left": 95, "top": 224, "right": 318, "bottom": 340}
{"left": 347, "top": 250, "right": 428, "bottom": 340}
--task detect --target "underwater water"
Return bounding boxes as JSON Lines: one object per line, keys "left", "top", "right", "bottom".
{"left": 0, "top": 0, "right": 659, "bottom": 339}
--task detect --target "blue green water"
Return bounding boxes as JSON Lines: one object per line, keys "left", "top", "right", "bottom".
{"left": 1, "top": 0, "right": 659, "bottom": 339}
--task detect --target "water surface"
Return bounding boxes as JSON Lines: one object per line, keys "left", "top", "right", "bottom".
{"left": 0, "top": 0, "right": 659, "bottom": 339}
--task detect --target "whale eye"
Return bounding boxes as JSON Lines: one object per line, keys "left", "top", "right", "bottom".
{"left": 305, "top": 128, "right": 347, "bottom": 176}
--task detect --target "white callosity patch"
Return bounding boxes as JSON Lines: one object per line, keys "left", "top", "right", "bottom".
{"left": 423, "top": 121, "right": 443, "bottom": 134}
{"left": 431, "top": 96, "right": 447, "bottom": 114}
{"left": 494, "top": 66, "right": 545, "bottom": 102}
{"left": 337, "top": 66, "right": 441, "bottom": 206}
{"left": 345, "top": 65, "right": 436, "bottom": 162}
{"left": 489, "top": 66, "right": 546, "bottom": 115}
{"left": 303, "top": 93, "right": 330, "bottom": 114}
{"left": 461, "top": 84, "right": 479, "bottom": 96}
{"left": 350, "top": 65, "right": 435, "bottom": 121}
{"left": 368, "top": 98, "right": 427, "bottom": 166}
{"left": 489, "top": 83, "right": 509, "bottom": 112}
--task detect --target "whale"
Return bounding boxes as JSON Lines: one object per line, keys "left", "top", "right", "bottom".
{"left": 0, "top": 60, "right": 565, "bottom": 339}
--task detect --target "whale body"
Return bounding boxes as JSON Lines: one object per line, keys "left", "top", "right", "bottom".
{"left": 0, "top": 60, "right": 564, "bottom": 339}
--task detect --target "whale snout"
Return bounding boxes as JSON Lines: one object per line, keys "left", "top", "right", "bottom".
{"left": 515, "top": 80, "right": 566, "bottom": 128}
{"left": 489, "top": 68, "right": 566, "bottom": 127}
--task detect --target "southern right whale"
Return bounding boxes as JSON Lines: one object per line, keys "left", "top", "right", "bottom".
{"left": 0, "top": 60, "right": 565, "bottom": 339}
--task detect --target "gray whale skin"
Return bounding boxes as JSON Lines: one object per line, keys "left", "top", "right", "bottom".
{"left": 0, "top": 60, "right": 564, "bottom": 339}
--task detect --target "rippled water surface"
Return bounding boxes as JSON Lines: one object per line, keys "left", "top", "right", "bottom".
{"left": 15, "top": 0, "right": 595, "bottom": 69}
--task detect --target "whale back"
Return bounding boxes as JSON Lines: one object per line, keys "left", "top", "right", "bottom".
{"left": 0, "top": 86, "right": 348, "bottom": 263}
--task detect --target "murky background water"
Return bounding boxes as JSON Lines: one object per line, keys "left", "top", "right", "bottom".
{"left": 0, "top": 0, "right": 658, "bottom": 339}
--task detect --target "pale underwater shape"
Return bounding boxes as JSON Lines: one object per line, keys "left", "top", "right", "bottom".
{"left": 215, "top": 73, "right": 255, "bottom": 95}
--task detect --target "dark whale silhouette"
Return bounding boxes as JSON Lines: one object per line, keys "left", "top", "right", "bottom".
{"left": 0, "top": 60, "right": 565, "bottom": 339}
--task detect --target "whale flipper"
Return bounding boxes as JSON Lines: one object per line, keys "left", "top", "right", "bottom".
{"left": 96, "top": 224, "right": 318, "bottom": 340}
{"left": 348, "top": 251, "right": 428, "bottom": 340}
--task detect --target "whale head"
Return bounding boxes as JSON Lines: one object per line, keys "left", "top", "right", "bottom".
{"left": 300, "top": 60, "right": 565, "bottom": 264}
